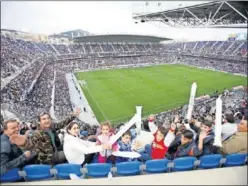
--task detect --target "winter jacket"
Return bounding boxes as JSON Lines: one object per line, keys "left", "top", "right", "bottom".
{"left": 63, "top": 134, "right": 102, "bottom": 164}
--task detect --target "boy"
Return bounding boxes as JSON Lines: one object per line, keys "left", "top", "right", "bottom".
{"left": 116, "top": 131, "right": 133, "bottom": 163}
{"left": 167, "top": 129, "right": 202, "bottom": 159}
{"left": 192, "top": 120, "right": 220, "bottom": 155}
{"left": 139, "top": 115, "right": 176, "bottom": 161}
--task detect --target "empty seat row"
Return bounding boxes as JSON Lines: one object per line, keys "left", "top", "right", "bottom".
{"left": 1, "top": 153, "right": 247, "bottom": 183}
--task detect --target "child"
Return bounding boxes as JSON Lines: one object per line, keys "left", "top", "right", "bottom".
{"left": 116, "top": 131, "right": 133, "bottom": 163}
{"left": 139, "top": 115, "right": 176, "bottom": 161}
{"left": 96, "top": 121, "right": 118, "bottom": 163}
{"left": 167, "top": 129, "right": 202, "bottom": 159}
{"left": 193, "top": 120, "right": 220, "bottom": 155}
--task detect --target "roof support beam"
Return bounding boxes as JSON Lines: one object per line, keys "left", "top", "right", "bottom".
{"left": 224, "top": 1, "right": 247, "bottom": 20}
{"left": 210, "top": 2, "right": 224, "bottom": 22}
{"left": 185, "top": 8, "right": 204, "bottom": 25}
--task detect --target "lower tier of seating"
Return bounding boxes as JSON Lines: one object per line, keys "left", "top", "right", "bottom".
{"left": 1, "top": 153, "right": 247, "bottom": 183}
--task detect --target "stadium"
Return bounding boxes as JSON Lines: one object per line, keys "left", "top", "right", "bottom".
{"left": 0, "top": 1, "right": 247, "bottom": 185}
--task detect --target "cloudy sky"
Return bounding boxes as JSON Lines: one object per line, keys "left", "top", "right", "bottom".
{"left": 1, "top": 1, "right": 246, "bottom": 41}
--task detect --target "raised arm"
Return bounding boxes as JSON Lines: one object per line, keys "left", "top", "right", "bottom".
{"left": 54, "top": 108, "right": 81, "bottom": 130}
{"left": 164, "top": 123, "right": 176, "bottom": 147}
{"left": 147, "top": 115, "right": 158, "bottom": 134}
{"left": 74, "top": 138, "right": 103, "bottom": 154}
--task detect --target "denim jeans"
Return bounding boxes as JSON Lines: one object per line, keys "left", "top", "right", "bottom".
{"left": 139, "top": 144, "right": 152, "bottom": 162}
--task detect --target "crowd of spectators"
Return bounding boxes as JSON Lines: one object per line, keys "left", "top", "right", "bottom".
{"left": 0, "top": 36, "right": 246, "bottom": 181}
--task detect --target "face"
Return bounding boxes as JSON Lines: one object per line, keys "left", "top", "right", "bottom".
{"left": 121, "top": 134, "right": 131, "bottom": 144}
{"left": 237, "top": 120, "right": 247, "bottom": 132}
{"left": 39, "top": 114, "right": 51, "bottom": 129}
{"left": 201, "top": 124, "right": 211, "bottom": 133}
{"left": 156, "top": 130, "right": 164, "bottom": 142}
{"left": 4, "top": 121, "right": 19, "bottom": 137}
{"left": 181, "top": 135, "right": 191, "bottom": 145}
{"left": 68, "top": 124, "right": 79, "bottom": 136}
{"left": 101, "top": 125, "right": 110, "bottom": 135}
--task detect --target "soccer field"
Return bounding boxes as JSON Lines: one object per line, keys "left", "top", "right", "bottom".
{"left": 75, "top": 64, "right": 246, "bottom": 124}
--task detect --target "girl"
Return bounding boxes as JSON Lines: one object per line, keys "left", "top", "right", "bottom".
{"left": 96, "top": 121, "right": 118, "bottom": 163}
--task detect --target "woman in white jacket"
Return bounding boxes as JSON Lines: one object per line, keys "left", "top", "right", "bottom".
{"left": 63, "top": 122, "right": 104, "bottom": 166}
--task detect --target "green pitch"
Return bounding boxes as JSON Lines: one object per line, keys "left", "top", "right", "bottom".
{"left": 75, "top": 64, "right": 246, "bottom": 124}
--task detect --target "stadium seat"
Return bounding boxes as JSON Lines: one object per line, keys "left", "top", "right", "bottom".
{"left": 198, "top": 154, "right": 223, "bottom": 169}
{"left": 172, "top": 157, "right": 197, "bottom": 172}
{"left": 116, "top": 161, "right": 141, "bottom": 176}
{"left": 23, "top": 164, "right": 53, "bottom": 181}
{"left": 223, "top": 153, "right": 247, "bottom": 167}
{"left": 0, "top": 168, "right": 23, "bottom": 183}
{"left": 54, "top": 164, "right": 82, "bottom": 179}
{"left": 80, "top": 130, "right": 88, "bottom": 137}
{"left": 144, "top": 159, "right": 169, "bottom": 173}
{"left": 85, "top": 163, "right": 112, "bottom": 178}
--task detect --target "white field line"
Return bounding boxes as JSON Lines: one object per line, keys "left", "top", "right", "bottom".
{"left": 84, "top": 85, "right": 109, "bottom": 121}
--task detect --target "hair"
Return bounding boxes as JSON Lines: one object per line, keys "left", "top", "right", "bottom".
{"left": 122, "top": 131, "right": 131, "bottom": 137}
{"left": 38, "top": 112, "right": 51, "bottom": 121}
{"left": 243, "top": 113, "right": 248, "bottom": 121}
{"left": 182, "top": 129, "right": 194, "bottom": 140}
{"left": 30, "top": 123, "right": 37, "bottom": 130}
{"left": 225, "top": 114, "right": 235, "bottom": 123}
{"left": 142, "top": 119, "right": 149, "bottom": 131}
{"left": 3, "top": 119, "right": 19, "bottom": 130}
{"left": 66, "top": 122, "right": 78, "bottom": 134}
{"left": 235, "top": 112, "right": 243, "bottom": 120}
{"left": 157, "top": 127, "right": 169, "bottom": 138}
{"left": 100, "top": 121, "right": 111, "bottom": 129}
{"left": 202, "top": 120, "right": 213, "bottom": 128}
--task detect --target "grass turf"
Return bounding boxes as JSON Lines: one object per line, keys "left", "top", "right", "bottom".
{"left": 75, "top": 64, "right": 246, "bottom": 125}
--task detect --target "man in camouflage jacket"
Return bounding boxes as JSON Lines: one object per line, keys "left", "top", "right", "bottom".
{"left": 10, "top": 108, "right": 81, "bottom": 165}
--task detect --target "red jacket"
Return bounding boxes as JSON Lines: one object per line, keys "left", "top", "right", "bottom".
{"left": 151, "top": 131, "right": 168, "bottom": 159}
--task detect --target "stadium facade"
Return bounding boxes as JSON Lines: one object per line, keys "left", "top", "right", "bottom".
{"left": 74, "top": 34, "right": 172, "bottom": 44}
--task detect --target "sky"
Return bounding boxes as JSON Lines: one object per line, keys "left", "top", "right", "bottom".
{"left": 1, "top": 1, "right": 247, "bottom": 41}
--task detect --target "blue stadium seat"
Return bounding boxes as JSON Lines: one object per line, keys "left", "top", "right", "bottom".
{"left": 172, "top": 157, "right": 197, "bottom": 171}
{"left": 198, "top": 154, "right": 223, "bottom": 169}
{"left": 144, "top": 159, "right": 169, "bottom": 173}
{"left": 23, "top": 164, "right": 53, "bottom": 181}
{"left": 116, "top": 161, "right": 141, "bottom": 176}
{"left": 224, "top": 153, "right": 247, "bottom": 167}
{"left": 0, "top": 168, "right": 23, "bottom": 183}
{"left": 54, "top": 164, "right": 82, "bottom": 179}
{"left": 80, "top": 130, "right": 88, "bottom": 137}
{"left": 86, "top": 163, "right": 112, "bottom": 178}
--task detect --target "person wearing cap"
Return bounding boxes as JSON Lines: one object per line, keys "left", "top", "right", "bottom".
{"left": 9, "top": 108, "right": 81, "bottom": 165}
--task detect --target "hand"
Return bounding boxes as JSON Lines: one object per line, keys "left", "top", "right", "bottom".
{"left": 176, "top": 122, "right": 182, "bottom": 129}
{"left": 102, "top": 144, "right": 112, "bottom": 150}
{"left": 10, "top": 135, "right": 27, "bottom": 146}
{"left": 171, "top": 123, "right": 177, "bottom": 131}
{"left": 152, "top": 142, "right": 157, "bottom": 148}
{"left": 199, "top": 131, "right": 208, "bottom": 140}
{"left": 148, "top": 115, "right": 155, "bottom": 121}
{"left": 133, "top": 141, "right": 142, "bottom": 150}
{"left": 24, "top": 151, "right": 31, "bottom": 158}
{"left": 73, "top": 107, "right": 81, "bottom": 117}
{"left": 174, "top": 115, "right": 180, "bottom": 123}
{"left": 156, "top": 144, "right": 164, "bottom": 149}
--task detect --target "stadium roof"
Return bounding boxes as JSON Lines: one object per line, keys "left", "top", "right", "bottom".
{"left": 74, "top": 34, "right": 172, "bottom": 43}
{"left": 133, "top": 1, "right": 248, "bottom": 28}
